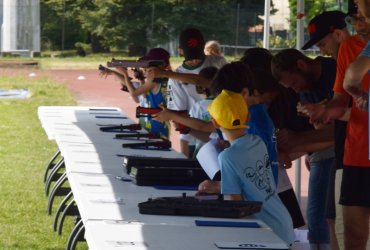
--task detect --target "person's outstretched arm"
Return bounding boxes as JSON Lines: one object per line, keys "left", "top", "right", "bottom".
{"left": 147, "top": 67, "right": 211, "bottom": 88}
{"left": 153, "top": 107, "right": 214, "bottom": 133}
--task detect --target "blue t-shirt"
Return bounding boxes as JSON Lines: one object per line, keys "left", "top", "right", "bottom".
{"left": 247, "top": 103, "right": 278, "bottom": 184}
{"left": 145, "top": 80, "right": 170, "bottom": 138}
{"left": 219, "top": 134, "right": 294, "bottom": 244}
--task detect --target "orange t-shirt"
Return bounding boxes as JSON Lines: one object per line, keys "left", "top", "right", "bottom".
{"left": 334, "top": 35, "right": 370, "bottom": 167}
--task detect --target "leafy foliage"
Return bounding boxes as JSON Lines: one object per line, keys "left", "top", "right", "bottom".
{"left": 41, "top": 0, "right": 88, "bottom": 50}
{"left": 40, "top": 0, "right": 265, "bottom": 53}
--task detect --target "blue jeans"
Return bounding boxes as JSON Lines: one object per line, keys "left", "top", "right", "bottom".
{"left": 307, "top": 157, "right": 333, "bottom": 244}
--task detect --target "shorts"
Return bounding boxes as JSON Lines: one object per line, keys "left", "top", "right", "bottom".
{"left": 278, "top": 188, "right": 306, "bottom": 228}
{"left": 339, "top": 166, "right": 370, "bottom": 207}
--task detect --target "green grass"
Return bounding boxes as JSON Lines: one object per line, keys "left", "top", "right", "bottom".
{"left": 0, "top": 75, "right": 88, "bottom": 249}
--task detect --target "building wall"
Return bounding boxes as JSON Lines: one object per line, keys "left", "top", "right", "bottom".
{"left": 1, "top": 0, "right": 40, "bottom": 54}
{"left": 270, "top": 0, "right": 290, "bottom": 32}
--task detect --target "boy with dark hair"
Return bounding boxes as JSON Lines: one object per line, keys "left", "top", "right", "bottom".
{"left": 165, "top": 28, "right": 226, "bottom": 155}
{"left": 196, "top": 62, "right": 255, "bottom": 194}
{"left": 208, "top": 89, "right": 294, "bottom": 245}
{"left": 241, "top": 48, "right": 306, "bottom": 230}
{"left": 199, "top": 61, "right": 302, "bottom": 233}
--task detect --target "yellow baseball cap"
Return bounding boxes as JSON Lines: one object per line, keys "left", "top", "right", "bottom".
{"left": 208, "top": 89, "right": 249, "bottom": 130}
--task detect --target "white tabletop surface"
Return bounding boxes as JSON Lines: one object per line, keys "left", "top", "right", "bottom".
{"left": 85, "top": 221, "right": 289, "bottom": 250}
{"left": 38, "top": 106, "right": 290, "bottom": 250}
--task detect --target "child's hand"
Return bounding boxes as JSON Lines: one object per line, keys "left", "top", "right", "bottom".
{"left": 216, "top": 139, "right": 230, "bottom": 151}
{"left": 196, "top": 180, "right": 221, "bottom": 195}
{"left": 312, "top": 121, "right": 327, "bottom": 130}
{"left": 278, "top": 151, "right": 292, "bottom": 169}
{"left": 132, "top": 68, "right": 145, "bottom": 81}
{"left": 115, "top": 66, "right": 128, "bottom": 75}
{"left": 152, "top": 106, "right": 173, "bottom": 122}
{"left": 99, "top": 70, "right": 112, "bottom": 79}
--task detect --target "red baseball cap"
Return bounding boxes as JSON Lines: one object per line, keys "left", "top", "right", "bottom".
{"left": 139, "top": 48, "right": 170, "bottom": 66}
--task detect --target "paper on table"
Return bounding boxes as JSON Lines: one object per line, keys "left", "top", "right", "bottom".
{"left": 196, "top": 139, "right": 221, "bottom": 179}
{"left": 293, "top": 229, "right": 309, "bottom": 243}
{"left": 95, "top": 115, "right": 127, "bottom": 119}
{"left": 276, "top": 167, "right": 293, "bottom": 193}
{"left": 195, "top": 220, "right": 260, "bottom": 228}
{"left": 80, "top": 183, "right": 110, "bottom": 187}
{"left": 106, "top": 240, "right": 147, "bottom": 248}
{"left": 90, "top": 197, "right": 125, "bottom": 205}
{"left": 214, "top": 242, "right": 289, "bottom": 249}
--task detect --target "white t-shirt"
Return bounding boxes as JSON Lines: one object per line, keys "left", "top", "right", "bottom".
{"left": 166, "top": 56, "right": 227, "bottom": 111}
{"left": 180, "top": 98, "right": 213, "bottom": 143}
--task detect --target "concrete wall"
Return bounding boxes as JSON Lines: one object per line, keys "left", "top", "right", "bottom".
{"left": 1, "top": 0, "right": 40, "bottom": 56}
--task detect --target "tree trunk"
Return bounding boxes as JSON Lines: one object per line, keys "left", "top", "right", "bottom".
{"left": 90, "top": 34, "right": 109, "bottom": 53}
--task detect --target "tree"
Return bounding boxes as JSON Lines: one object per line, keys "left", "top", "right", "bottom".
{"left": 77, "top": 0, "right": 235, "bottom": 54}
{"left": 40, "top": 0, "right": 89, "bottom": 51}
{"left": 166, "top": 0, "right": 234, "bottom": 42}
{"left": 287, "top": 0, "right": 348, "bottom": 47}
{"left": 89, "top": 0, "right": 172, "bottom": 53}
{"left": 39, "top": 0, "right": 276, "bottom": 54}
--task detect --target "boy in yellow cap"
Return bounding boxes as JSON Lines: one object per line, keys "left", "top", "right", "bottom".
{"left": 208, "top": 89, "right": 294, "bottom": 245}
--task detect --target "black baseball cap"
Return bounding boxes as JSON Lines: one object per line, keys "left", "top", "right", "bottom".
{"left": 302, "top": 11, "right": 347, "bottom": 50}
{"left": 179, "top": 28, "right": 205, "bottom": 60}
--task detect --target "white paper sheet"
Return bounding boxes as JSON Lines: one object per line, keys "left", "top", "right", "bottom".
{"left": 196, "top": 139, "right": 221, "bottom": 179}
{"left": 214, "top": 242, "right": 289, "bottom": 249}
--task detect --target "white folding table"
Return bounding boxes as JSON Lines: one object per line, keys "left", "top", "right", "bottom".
{"left": 38, "top": 106, "right": 291, "bottom": 250}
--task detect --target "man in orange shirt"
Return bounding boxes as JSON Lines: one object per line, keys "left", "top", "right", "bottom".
{"left": 301, "top": 9, "right": 370, "bottom": 250}
{"left": 301, "top": 10, "right": 352, "bottom": 250}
